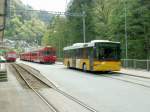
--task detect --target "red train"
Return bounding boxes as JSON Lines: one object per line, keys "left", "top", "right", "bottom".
{"left": 20, "top": 46, "right": 56, "bottom": 64}
{"left": 5, "top": 51, "right": 17, "bottom": 62}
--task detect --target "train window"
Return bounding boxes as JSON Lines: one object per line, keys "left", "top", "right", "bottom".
{"left": 32, "top": 53, "right": 37, "bottom": 56}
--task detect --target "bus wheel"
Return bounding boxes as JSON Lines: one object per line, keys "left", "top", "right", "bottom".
{"left": 67, "top": 62, "right": 70, "bottom": 68}
{"left": 82, "top": 64, "right": 87, "bottom": 72}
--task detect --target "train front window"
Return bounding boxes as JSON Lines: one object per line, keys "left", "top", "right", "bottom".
{"left": 43, "top": 50, "right": 55, "bottom": 56}
{"left": 43, "top": 51, "right": 51, "bottom": 56}
{"left": 95, "top": 43, "right": 121, "bottom": 60}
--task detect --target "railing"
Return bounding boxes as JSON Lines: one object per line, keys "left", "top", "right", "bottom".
{"left": 122, "top": 59, "right": 150, "bottom": 71}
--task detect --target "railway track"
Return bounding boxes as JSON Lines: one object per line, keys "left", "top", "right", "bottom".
{"left": 115, "top": 71, "right": 150, "bottom": 79}
{"left": 12, "top": 63, "right": 99, "bottom": 112}
{"left": 54, "top": 62, "right": 150, "bottom": 87}
{"left": 103, "top": 72, "right": 150, "bottom": 88}
{"left": 12, "top": 64, "right": 59, "bottom": 112}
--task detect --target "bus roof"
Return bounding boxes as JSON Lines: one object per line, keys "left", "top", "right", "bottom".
{"left": 63, "top": 40, "right": 120, "bottom": 50}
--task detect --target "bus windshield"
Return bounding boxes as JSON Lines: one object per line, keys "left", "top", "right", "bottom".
{"left": 95, "top": 43, "right": 121, "bottom": 61}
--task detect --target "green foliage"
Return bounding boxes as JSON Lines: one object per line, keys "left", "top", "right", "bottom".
{"left": 5, "top": 0, "right": 51, "bottom": 46}
{"left": 42, "top": 0, "right": 149, "bottom": 59}
{"left": 66, "top": 0, "right": 150, "bottom": 59}
{"left": 42, "top": 16, "right": 69, "bottom": 57}
{"left": 5, "top": 0, "right": 150, "bottom": 59}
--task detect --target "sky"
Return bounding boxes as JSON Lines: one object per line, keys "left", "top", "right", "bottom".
{"left": 21, "top": 0, "right": 70, "bottom": 12}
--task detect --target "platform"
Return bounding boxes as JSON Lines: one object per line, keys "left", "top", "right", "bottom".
{"left": 0, "top": 63, "right": 7, "bottom": 81}
{"left": 0, "top": 65, "right": 52, "bottom": 112}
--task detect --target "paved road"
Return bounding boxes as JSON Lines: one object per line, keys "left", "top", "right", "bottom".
{"left": 18, "top": 60, "right": 150, "bottom": 112}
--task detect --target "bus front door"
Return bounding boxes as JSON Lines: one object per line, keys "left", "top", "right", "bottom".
{"left": 89, "top": 48, "right": 94, "bottom": 71}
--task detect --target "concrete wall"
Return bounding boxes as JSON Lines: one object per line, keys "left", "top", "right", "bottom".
{"left": 0, "top": 0, "right": 6, "bottom": 42}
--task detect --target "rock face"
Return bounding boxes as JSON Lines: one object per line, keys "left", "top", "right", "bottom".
{"left": 0, "top": 64, "right": 7, "bottom": 82}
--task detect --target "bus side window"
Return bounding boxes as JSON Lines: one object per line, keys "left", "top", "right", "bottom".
{"left": 82, "top": 48, "right": 85, "bottom": 59}
{"left": 93, "top": 47, "right": 96, "bottom": 59}
{"left": 86, "top": 48, "right": 90, "bottom": 58}
{"left": 89, "top": 47, "right": 93, "bottom": 58}
{"left": 76, "top": 49, "right": 79, "bottom": 59}
{"left": 98, "top": 48, "right": 105, "bottom": 59}
{"left": 79, "top": 48, "right": 82, "bottom": 58}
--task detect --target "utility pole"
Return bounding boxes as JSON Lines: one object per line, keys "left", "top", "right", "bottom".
{"left": 59, "top": 38, "right": 61, "bottom": 58}
{"left": 82, "top": 11, "right": 86, "bottom": 43}
{"left": 81, "top": 4, "right": 86, "bottom": 43}
{"left": 124, "top": 0, "right": 128, "bottom": 67}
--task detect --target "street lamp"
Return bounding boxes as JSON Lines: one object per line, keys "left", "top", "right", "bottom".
{"left": 82, "top": 11, "right": 86, "bottom": 43}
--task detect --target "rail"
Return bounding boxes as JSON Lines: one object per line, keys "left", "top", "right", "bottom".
{"left": 12, "top": 64, "right": 59, "bottom": 112}
{"left": 13, "top": 63, "right": 99, "bottom": 112}
{"left": 103, "top": 73, "right": 150, "bottom": 88}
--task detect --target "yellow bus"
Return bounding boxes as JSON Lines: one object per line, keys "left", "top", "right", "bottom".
{"left": 63, "top": 40, "right": 121, "bottom": 72}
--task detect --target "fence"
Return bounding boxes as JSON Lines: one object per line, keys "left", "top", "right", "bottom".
{"left": 57, "top": 58, "right": 63, "bottom": 62}
{"left": 122, "top": 59, "right": 150, "bottom": 71}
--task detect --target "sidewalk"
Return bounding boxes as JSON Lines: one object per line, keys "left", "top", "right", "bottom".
{"left": 119, "top": 68, "right": 150, "bottom": 78}
{"left": 0, "top": 64, "right": 52, "bottom": 112}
